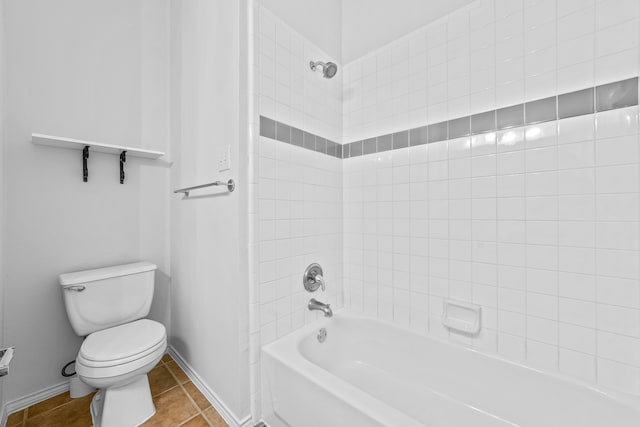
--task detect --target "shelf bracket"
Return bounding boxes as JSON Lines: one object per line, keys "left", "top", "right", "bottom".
{"left": 82, "top": 146, "right": 90, "bottom": 182}
{"left": 119, "top": 151, "right": 127, "bottom": 184}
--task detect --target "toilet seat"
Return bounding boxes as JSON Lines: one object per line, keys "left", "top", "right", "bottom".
{"left": 77, "top": 319, "right": 166, "bottom": 379}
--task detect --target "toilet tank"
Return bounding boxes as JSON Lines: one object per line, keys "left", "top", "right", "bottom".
{"left": 59, "top": 262, "right": 157, "bottom": 336}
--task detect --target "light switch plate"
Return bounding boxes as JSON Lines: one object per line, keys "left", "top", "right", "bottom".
{"left": 218, "top": 144, "right": 231, "bottom": 171}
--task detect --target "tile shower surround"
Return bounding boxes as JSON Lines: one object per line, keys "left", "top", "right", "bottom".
{"left": 255, "top": 0, "right": 640, "bottom": 412}
{"left": 259, "top": 79, "right": 640, "bottom": 396}
{"left": 260, "top": 77, "right": 639, "bottom": 157}
{"left": 341, "top": 105, "right": 640, "bottom": 395}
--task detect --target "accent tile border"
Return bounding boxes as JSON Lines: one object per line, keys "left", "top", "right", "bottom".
{"left": 259, "top": 77, "right": 638, "bottom": 159}
{"left": 259, "top": 116, "right": 342, "bottom": 158}
{"left": 343, "top": 77, "right": 638, "bottom": 158}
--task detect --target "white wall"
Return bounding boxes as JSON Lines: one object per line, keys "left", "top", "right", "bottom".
{"left": 342, "top": 0, "right": 475, "bottom": 63}
{"left": 260, "top": 0, "right": 342, "bottom": 61}
{"left": 342, "top": 0, "right": 640, "bottom": 396}
{"left": 169, "top": 0, "right": 250, "bottom": 421}
{"left": 3, "top": 0, "right": 170, "bottom": 402}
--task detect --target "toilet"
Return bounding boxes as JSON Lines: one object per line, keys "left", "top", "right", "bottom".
{"left": 59, "top": 262, "right": 167, "bottom": 427}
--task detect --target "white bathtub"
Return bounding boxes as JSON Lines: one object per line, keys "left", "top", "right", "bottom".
{"left": 261, "top": 311, "right": 640, "bottom": 427}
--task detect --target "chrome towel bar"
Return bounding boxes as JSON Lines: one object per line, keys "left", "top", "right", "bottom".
{"left": 174, "top": 179, "right": 235, "bottom": 197}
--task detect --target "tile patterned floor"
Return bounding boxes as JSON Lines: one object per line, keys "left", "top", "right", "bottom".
{"left": 6, "top": 354, "right": 229, "bottom": 427}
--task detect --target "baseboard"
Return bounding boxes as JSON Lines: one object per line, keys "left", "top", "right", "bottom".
{"left": 1, "top": 379, "right": 70, "bottom": 423}
{"left": 0, "top": 350, "right": 254, "bottom": 427}
{"left": 167, "top": 346, "right": 252, "bottom": 427}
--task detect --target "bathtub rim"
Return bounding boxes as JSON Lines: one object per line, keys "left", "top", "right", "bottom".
{"left": 262, "top": 309, "right": 640, "bottom": 415}
{"left": 262, "top": 338, "right": 425, "bottom": 426}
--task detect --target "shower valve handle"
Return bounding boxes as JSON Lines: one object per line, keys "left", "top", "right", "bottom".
{"left": 314, "top": 274, "right": 325, "bottom": 291}
{"left": 303, "top": 263, "right": 325, "bottom": 292}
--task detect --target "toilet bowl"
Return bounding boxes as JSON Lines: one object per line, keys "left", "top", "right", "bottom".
{"left": 77, "top": 319, "right": 167, "bottom": 427}
{"left": 59, "top": 262, "right": 166, "bottom": 427}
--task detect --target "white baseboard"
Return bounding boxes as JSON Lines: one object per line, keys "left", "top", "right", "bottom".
{"left": 1, "top": 379, "right": 70, "bottom": 424}
{"left": 167, "top": 346, "right": 252, "bottom": 427}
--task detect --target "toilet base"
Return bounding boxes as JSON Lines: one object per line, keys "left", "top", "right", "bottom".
{"left": 90, "top": 375, "right": 156, "bottom": 427}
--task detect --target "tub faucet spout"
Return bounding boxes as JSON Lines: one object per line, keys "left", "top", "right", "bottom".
{"left": 308, "top": 298, "right": 333, "bottom": 317}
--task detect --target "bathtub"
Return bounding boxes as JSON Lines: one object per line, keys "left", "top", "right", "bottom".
{"left": 261, "top": 311, "right": 640, "bottom": 427}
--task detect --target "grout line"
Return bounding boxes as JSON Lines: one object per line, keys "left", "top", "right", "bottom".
{"left": 555, "top": 0, "right": 561, "bottom": 374}
{"left": 163, "top": 354, "right": 218, "bottom": 427}
{"left": 592, "top": 0, "right": 600, "bottom": 386}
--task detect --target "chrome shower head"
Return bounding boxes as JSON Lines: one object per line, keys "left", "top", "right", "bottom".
{"left": 310, "top": 60, "right": 338, "bottom": 79}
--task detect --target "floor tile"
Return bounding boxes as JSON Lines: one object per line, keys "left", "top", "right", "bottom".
{"left": 183, "top": 382, "right": 210, "bottom": 411}
{"left": 25, "top": 393, "right": 94, "bottom": 427}
{"left": 14, "top": 353, "right": 220, "bottom": 427}
{"left": 26, "top": 392, "right": 73, "bottom": 419}
{"left": 202, "top": 407, "right": 229, "bottom": 427}
{"left": 166, "top": 361, "right": 190, "bottom": 384}
{"left": 142, "top": 386, "right": 198, "bottom": 427}
{"left": 179, "top": 415, "right": 211, "bottom": 427}
{"left": 6, "top": 409, "right": 25, "bottom": 426}
{"left": 149, "top": 364, "right": 178, "bottom": 397}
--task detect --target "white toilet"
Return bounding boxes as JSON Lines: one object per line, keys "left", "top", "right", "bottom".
{"left": 59, "top": 261, "right": 167, "bottom": 427}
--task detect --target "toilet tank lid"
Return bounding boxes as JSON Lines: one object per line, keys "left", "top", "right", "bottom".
{"left": 59, "top": 262, "right": 157, "bottom": 286}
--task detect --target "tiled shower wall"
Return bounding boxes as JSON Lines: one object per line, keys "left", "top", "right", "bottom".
{"left": 257, "top": 6, "right": 343, "bottom": 346}
{"left": 343, "top": 0, "right": 639, "bottom": 141}
{"left": 342, "top": 0, "right": 640, "bottom": 396}
{"left": 258, "top": 8, "right": 342, "bottom": 142}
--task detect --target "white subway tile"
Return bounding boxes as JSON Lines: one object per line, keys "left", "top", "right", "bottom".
{"left": 526, "top": 146, "right": 558, "bottom": 172}
{"left": 560, "top": 322, "right": 596, "bottom": 354}
{"left": 595, "top": 18, "right": 639, "bottom": 58}
{"left": 527, "top": 196, "right": 558, "bottom": 220}
{"left": 559, "top": 221, "right": 595, "bottom": 248}
{"left": 597, "top": 276, "right": 640, "bottom": 309}
{"left": 559, "top": 246, "right": 596, "bottom": 275}
{"left": 595, "top": 136, "right": 638, "bottom": 167}
{"left": 597, "top": 304, "right": 640, "bottom": 337}
{"left": 558, "top": 141, "right": 595, "bottom": 169}
{"left": 596, "top": 164, "right": 639, "bottom": 194}
{"left": 558, "top": 34, "right": 595, "bottom": 68}
{"left": 597, "top": 358, "right": 640, "bottom": 395}
{"left": 527, "top": 339, "right": 559, "bottom": 370}
{"left": 596, "top": 249, "right": 640, "bottom": 280}
{"left": 527, "top": 171, "right": 558, "bottom": 196}
{"left": 527, "top": 268, "right": 559, "bottom": 295}
{"left": 595, "top": 108, "right": 639, "bottom": 139}
{"left": 559, "top": 297, "right": 596, "bottom": 327}
{"left": 558, "top": 61, "right": 595, "bottom": 94}
{"left": 528, "top": 292, "right": 559, "bottom": 320}
{"left": 596, "top": 194, "right": 639, "bottom": 222}
{"left": 498, "top": 242, "right": 527, "bottom": 267}
{"left": 527, "top": 244, "right": 558, "bottom": 270}
{"left": 498, "top": 265, "right": 526, "bottom": 289}
{"left": 560, "top": 349, "right": 596, "bottom": 382}
{"left": 596, "top": 222, "right": 639, "bottom": 251}
{"left": 557, "top": 7, "right": 595, "bottom": 44}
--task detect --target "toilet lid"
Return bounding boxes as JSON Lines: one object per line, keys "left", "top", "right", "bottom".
{"left": 80, "top": 319, "right": 166, "bottom": 363}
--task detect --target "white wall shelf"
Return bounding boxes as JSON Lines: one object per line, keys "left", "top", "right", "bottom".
{"left": 32, "top": 133, "right": 165, "bottom": 183}
{"left": 31, "top": 133, "right": 165, "bottom": 159}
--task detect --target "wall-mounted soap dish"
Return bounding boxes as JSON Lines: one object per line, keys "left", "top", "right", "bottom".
{"left": 442, "top": 300, "right": 481, "bottom": 335}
